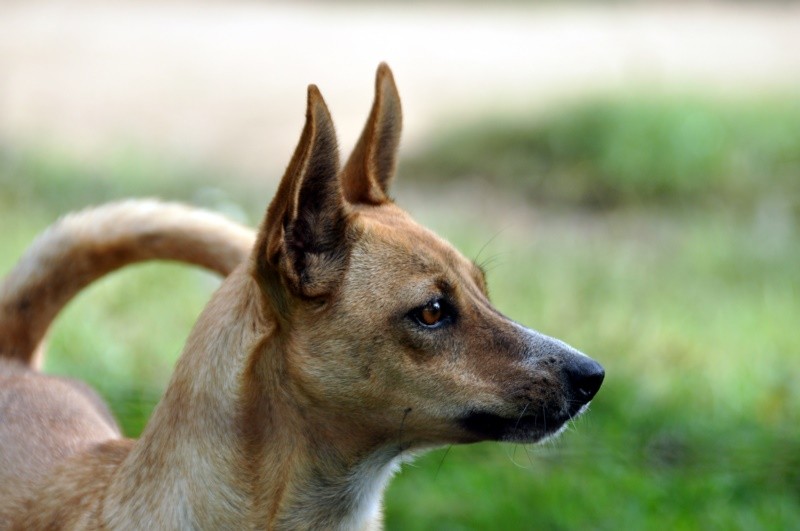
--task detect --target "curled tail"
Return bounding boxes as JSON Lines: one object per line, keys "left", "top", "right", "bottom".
{"left": 0, "top": 200, "right": 256, "bottom": 368}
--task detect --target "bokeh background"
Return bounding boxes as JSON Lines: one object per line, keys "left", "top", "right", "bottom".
{"left": 2, "top": 1, "right": 799, "bottom": 529}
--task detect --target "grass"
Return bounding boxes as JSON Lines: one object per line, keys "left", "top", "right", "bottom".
{"left": 1, "top": 94, "right": 798, "bottom": 528}
{"left": 402, "top": 95, "right": 800, "bottom": 211}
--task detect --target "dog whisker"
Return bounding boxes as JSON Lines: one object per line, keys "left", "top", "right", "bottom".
{"left": 473, "top": 227, "right": 509, "bottom": 267}
{"left": 504, "top": 443, "right": 531, "bottom": 469}
{"left": 433, "top": 445, "right": 453, "bottom": 480}
{"left": 396, "top": 407, "right": 413, "bottom": 454}
{"left": 513, "top": 402, "right": 531, "bottom": 431}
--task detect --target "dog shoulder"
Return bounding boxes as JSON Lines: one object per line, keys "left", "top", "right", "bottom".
{"left": 8, "top": 439, "right": 134, "bottom": 530}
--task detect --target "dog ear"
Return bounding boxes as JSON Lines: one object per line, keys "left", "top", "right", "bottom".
{"left": 254, "top": 85, "right": 350, "bottom": 300}
{"left": 341, "top": 63, "right": 402, "bottom": 205}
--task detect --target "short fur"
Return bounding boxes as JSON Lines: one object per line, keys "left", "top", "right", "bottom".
{"left": 0, "top": 64, "right": 603, "bottom": 530}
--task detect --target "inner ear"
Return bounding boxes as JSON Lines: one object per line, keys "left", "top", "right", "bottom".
{"left": 254, "top": 85, "right": 350, "bottom": 300}
{"left": 342, "top": 63, "right": 403, "bottom": 205}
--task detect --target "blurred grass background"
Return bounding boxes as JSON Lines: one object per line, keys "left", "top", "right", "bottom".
{"left": 2, "top": 91, "right": 798, "bottom": 529}
{"left": 404, "top": 96, "right": 800, "bottom": 210}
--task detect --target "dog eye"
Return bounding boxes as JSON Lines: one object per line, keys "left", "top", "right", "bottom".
{"left": 410, "top": 299, "right": 452, "bottom": 329}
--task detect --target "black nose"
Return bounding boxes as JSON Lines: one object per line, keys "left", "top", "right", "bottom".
{"left": 565, "top": 356, "right": 605, "bottom": 404}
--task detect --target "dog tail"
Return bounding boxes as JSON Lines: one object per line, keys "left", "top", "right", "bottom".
{"left": 0, "top": 199, "right": 256, "bottom": 368}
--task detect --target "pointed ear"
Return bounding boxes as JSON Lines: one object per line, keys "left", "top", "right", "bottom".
{"left": 254, "top": 85, "right": 350, "bottom": 300}
{"left": 341, "top": 63, "right": 403, "bottom": 205}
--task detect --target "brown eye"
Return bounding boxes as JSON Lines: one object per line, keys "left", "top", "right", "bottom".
{"left": 409, "top": 299, "right": 454, "bottom": 329}
{"left": 420, "top": 300, "right": 443, "bottom": 326}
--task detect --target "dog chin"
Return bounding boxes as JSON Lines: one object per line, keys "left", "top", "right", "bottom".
{"left": 458, "top": 403, "right": 591, "bottom": 444}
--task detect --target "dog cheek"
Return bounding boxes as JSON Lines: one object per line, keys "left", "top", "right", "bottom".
{"left": 352, "top": 334, "right": 393, "bottom": 381}
{"left": 304, "top": 332, "right": 399, "bottom": 408}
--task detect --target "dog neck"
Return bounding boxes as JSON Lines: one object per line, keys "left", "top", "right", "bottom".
{"left": 241, "top": 350, "right": 405, "bottom": 530}
{"left": 103, "top": 269, "right": 402, "bottom": 530}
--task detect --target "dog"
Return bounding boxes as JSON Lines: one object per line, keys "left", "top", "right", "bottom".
{"left": 0, "top": 63, "right": 603, "bottom": 530}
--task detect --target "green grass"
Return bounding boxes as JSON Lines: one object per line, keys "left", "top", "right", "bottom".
{"left": 403, "top": 95, "right": 800, "bottom": 210}
{"left": 0, "top": 144, "right": 262, "bottom": 221}
{"left": 2, "top": 97, "right": 798, "bottom": 529}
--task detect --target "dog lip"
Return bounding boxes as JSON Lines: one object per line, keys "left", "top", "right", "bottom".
{"left": 458, "top": 410, "right": 572, "bottom": 443}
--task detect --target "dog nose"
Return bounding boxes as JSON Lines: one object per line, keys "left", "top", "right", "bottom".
{"left": 565, "top": 356, "right": 605, "bottom": 404}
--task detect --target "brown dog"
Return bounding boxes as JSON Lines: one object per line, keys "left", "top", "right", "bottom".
{"left": 0, "top": 64, "right": 603, "bottom": 529}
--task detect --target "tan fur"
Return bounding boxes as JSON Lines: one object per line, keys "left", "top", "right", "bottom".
{"left": 0, "top": 200, "right": 255, "bottom": 528}
{"left": 0, "top": 199, "right": 255, "bottom": 367}
{"left": 0, "top": 64, "right": 603, "bottom": 530}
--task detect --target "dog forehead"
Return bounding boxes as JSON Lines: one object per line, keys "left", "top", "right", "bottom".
{"left": 351, "top": 204, "right": 474, "bottom": 277}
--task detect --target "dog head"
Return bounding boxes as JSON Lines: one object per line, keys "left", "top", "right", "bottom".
{"left": 251, "top": 64, "right": 603, "bottom": 449}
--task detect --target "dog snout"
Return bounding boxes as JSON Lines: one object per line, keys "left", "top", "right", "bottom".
{"left": 564, "top": 355, "right": 605, "bottom": 405}
{"left": 517, "top": 326, "right": 604, "bottom": 411}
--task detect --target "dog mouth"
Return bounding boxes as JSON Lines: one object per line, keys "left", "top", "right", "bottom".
{"left": 458, "top": 404, "right": 589, "bottom": 444}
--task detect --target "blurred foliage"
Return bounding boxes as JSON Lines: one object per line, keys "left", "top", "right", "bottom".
{"left": 1, "top": 94, "right": 799, "bottom": 528}
{"left": 0, "top": 144, "right": 262, "bottom": 223}
{"left": 403, "top": 95, "right": 800, "bottom": 210}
